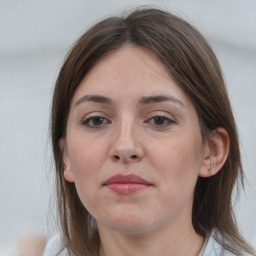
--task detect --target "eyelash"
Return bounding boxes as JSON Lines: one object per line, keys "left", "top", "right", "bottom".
{"left": 146, "top": 115, "right": 176, "bottom": 127}
{"left": 81, "top": 115, "right": 175, "bottom": 129}
{"left": 81, "top": 116, "right": 111, "bottom": 128}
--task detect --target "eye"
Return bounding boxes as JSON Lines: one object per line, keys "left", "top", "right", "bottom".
{"left": 81, "top": 116, "right": 110, "bottom": 128}
{"left": 147, "top": 116, "right": 175, "bottom": 127}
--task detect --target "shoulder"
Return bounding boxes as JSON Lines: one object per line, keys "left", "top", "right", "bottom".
{"left": 43, "top": 234, "right": 68, "bottom": 256}
{"left": 204, "top": 229, "right": 251, "bottom": 256}
{"left": 204, "top": 232, "right": 234, "bottom": 256}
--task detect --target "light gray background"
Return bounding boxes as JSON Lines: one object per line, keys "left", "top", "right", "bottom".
{"left": 0, "top": 0, "right": 255, "bottom": 255}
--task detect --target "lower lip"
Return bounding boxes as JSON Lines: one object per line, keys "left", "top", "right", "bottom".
{"left": 105, "top": 183, "right": 150, "bottom": 194}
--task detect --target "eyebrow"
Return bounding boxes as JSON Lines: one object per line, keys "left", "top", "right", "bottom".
{"left": 74, "top": 94, "right": 184, "bottom": 107}
{"left": 74, "top": 95, "right": 113, "bottom": 107}
{"left": 138, "top": 95, "right": 185, "bottom": 106}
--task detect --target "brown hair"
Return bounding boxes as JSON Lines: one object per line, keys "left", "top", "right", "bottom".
{"left": 51, "top": 7, "right": 255, "bottom": 256}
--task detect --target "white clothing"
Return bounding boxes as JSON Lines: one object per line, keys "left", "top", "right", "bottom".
{"left": 43, "top": 234, "right": 67, "bottom": 256}
{"left": 43, "top": 230, "right": 249, "bottom": 256}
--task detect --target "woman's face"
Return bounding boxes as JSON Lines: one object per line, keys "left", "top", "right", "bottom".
{"left": 61, "top": 46, "right": 208, "bottom": 235}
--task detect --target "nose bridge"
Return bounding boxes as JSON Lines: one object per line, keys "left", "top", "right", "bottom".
{"left": 114, "top": 115, "right": 136, "bottom": 149}
{"left": 110, "top": 115, "right": 143, "bottom": 162}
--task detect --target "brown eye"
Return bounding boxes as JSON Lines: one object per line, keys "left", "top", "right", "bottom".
{"left": 91, "top": 117, "right": 104, "bottom": 126}
{"left": 82, "top": 116, "right": 109, "bottom": 128}
{"left": 148, "top": 116, "right": 174, "bottom": 127}
{"left": 153, "top": 116, "right": 166, "bottom": 125}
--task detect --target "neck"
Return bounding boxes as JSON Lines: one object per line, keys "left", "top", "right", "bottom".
{"left": 98, "top": 216, "right": 204, "bottom": 256}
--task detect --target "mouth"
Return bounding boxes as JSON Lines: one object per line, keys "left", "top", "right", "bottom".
{"left": 103, "top": 174, "right": 152, "bottom": 195}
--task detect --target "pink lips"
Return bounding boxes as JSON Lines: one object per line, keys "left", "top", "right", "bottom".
{"left": 103, "top": 174, "right": 152, "bottom": 195}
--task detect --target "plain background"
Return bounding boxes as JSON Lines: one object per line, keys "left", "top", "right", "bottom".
{"left": 0, "top": 0, "right": 255, "bottom": 255}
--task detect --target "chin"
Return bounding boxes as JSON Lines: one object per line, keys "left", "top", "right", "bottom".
{"left": 98, "top": 208, "right": 158, "bottom": 235}
{"left": 107, "top": 221, "right": 155, "bottom": 235}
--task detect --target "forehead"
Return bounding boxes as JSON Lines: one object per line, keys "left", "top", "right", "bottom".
{"left": 71, "top": 45, "right": 191, "bottom": 108}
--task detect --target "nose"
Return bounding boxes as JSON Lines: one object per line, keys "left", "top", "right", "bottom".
{"left": 109, "top": 121, "right": 144, "bottom": 163}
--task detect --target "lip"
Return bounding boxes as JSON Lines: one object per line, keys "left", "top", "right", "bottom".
{"left": 103, "top": 174, "right": 152, "bottom": 195}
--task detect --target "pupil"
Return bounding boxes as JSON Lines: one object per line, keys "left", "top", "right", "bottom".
{"left": 154, "top": 117, "right": 164, "bottom": 125}
{"left": 93, "top": 117, "right": 103, "bottom": 125}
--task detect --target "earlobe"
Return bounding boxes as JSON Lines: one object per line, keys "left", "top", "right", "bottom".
{"left": 59, "top": 138, "right": 75, "bottom": 182}
{"left": 63, "top": 169, "right": 75, "bottom": 182}
{"left": 199, "top": 128, "right": 230, "bottom": 178}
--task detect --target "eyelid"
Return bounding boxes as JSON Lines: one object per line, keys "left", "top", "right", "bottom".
{"left": 145, "top": 110, "right": 177, "bottom": 121}
{"left": 81, "top": 116, "right": 109, "bottom": 123}
{"left": 143, "top": 111, "right": 178, "bottom": 129}
{"left": 80, "top": 112, "right": 112, "bottom": 128}
{"left": 147, "top": 115, "right": 175, "bottom": 124}
{"left": 81, "top": 111, "right": 111, "bottom": 121}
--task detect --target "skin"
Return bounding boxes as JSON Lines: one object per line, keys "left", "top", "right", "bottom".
{"left": 60, "top": 45, "right": 229, "bottom": 256}
{"left": 12, "top": 235, "right": 46, "bottom": 256}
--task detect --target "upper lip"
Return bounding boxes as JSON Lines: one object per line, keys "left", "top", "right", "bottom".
{"left": 103, "top": 174, "right": 152, "bottom": 185}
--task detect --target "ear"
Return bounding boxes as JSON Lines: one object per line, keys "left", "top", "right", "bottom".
{"left": 59, "top": 138, "right": 75, "bottom": 182}
{"left": 199, "top": 128, "right": 230, "bottom": 177}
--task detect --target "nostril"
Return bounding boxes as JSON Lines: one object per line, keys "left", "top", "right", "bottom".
{"left": 113, "top": 155, "right": 138, "bottom": 161}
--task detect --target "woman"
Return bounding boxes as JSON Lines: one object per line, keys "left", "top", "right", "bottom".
{"left": 43, "top": 7, "right": 256, "bottom": 256}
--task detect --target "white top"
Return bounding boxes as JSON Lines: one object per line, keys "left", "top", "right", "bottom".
{"left": 43, "top": 230, "right": 249, "bottom": 256}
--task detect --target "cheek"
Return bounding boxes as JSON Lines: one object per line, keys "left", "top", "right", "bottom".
{"left": 68, "top": 137, "right": 108, "bottom": 176}
{"left": 66, "top": 139, "right": 109, "bottom": 218}
{"left": 148, "top": 133, "right": 203, "bottom": 192}
{"left": 67, "top": 137, "right": 109, "bottom": 204}
{"left": 152, "top": 139, "right": 202, "bottom": 218}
